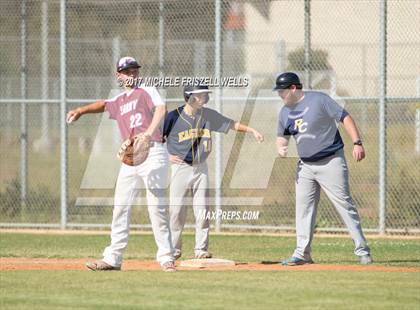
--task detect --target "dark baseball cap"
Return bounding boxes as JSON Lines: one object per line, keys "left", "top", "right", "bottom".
{"left": 116, "top": 56, "right": 141, "bottom": 72}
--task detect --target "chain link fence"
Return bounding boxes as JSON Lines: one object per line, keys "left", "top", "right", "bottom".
{"left": 0, "top": 0, "right": 419, "bottom": 234}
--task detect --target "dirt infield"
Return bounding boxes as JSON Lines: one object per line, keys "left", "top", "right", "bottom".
{"left": 1, "top": 258, "right": 419, "bottom": 272}
{"left": 2, "top": 229, "right": 420, "bottom": 239}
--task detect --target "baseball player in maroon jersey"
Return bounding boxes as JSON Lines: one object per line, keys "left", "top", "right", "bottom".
{"left": 67, "top": 56, "right": 176, "bottom": 272}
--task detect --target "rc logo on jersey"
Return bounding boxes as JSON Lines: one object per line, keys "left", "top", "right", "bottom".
{"left": 294, "top": 118, "right": 308, "bottom": 133}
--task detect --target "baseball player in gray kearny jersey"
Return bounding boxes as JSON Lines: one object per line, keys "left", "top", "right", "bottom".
{"left": 275, "top": 72, "right": 372, "bottom": 266}
{"left": 163, "top": 84, "right": 264, "bottom": 259}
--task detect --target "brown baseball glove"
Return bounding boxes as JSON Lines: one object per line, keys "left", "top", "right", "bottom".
{"left": 117, "top": 134, "right": 152, "bottom": 166}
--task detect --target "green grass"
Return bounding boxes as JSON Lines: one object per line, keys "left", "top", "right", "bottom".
{"left": 0, "top": 233, "right": 419, "bottom": 309}
{"left": 1, "top": 233, "right": 420, "bottom": 267}
{"left": 0, "top": 232, "right": 420, "bottom": 309}
{"left": 1, "top": 271, "right": 419, "bottom": 310}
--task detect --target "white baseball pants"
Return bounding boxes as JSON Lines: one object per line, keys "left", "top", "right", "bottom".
{"left": 102, "top": 143, "right": 174, "bottom": 267}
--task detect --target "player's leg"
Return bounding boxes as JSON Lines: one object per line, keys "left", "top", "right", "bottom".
{"left": 169, "top": 162, "right": 192, "bottom": 259}
{"left": 191, "top": 162, "right": 211, "bottom": 258}
{"left": 316, "top": 149, "right": 370, "bottom": 258}
{"left": 101, "top": 163, "right": 141, "bottom": 268}
{"left": 291, "top": 160, "right": 320, "bottom": 262}
{"left": 140, "top": 144, "right": 175, "bottom": 266}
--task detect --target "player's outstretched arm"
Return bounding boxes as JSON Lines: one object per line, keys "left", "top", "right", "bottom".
{"left": 231, "top": 122, "right": 264, "bottom": 143}
{"left": 276, "top": 137, "right": 289, "bottom": 157}
{"left": 66, "top": 100, "right": 106, "bottom": 123}
{"left": 342, "top": 114, "right": 365, "bottom": 162}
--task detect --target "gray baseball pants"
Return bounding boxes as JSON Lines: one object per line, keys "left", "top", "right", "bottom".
{"left": 294, "top": 149, "right": 370, "bottom": 260}
{"left": 169, "top": 161, "right": 210, "bottom": 257}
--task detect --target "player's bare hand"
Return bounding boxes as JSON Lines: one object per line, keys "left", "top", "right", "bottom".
{"left": 352, "top": 145, "right": 365, "bottom": 162}
{"left": 169, "top": 155, "right": 184, "bottom": 164}
{"left": 66, "top": 109, "right": 82, "bottom": 124}
{"left": 252, "top": 130, "right": 264, "bottom": 143}
{"left": 278, "top": 146, "right": 288, "bottom": 157}
{"left": 141, "top": 131, "right": 153, "bottom": 139}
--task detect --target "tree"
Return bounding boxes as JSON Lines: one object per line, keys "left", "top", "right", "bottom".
{"left": 287, "top": 47, "right": 332, "bottom": 71}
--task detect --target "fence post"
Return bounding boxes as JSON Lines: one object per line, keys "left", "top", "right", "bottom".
{"left": 276, "top": 39, "right": 286, "bottom": 73}
{"left": 379, "top": 0, "right": 387, "bottom": 235}
{"left": 40, "top": 0, "right": 51, "bottom": 151}
{"left": 111, "top": 37, "right": 121, "bottom": 146}
{"left": 416, "top": 109, "right": 420, "bottom": 155}
{"left": 214, "top": 0, "right": 222, "bottom": 232}
{"left": 159, "top": 1, "right": 165, "bottom": 78}
{"left": 20, "top": 0, "right": 28, "bottom": 213}
{"left": 5, "top": 81, "right": 12, "bottom": 143}
{"left": 60, "top": 0, "right": 68, "bottom": 229}
{"left": 304, "top": 0, "right": 312, "bottom": 88}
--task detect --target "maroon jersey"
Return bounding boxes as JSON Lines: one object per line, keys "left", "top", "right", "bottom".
{"left": 105, "top": 87, "right": 165, "bottom": 142}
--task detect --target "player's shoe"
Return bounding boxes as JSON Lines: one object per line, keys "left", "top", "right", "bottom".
{"left": 281, "top": 256, "right": 314, "bottom": 266}
{"left": 359, "top": 254, "right": 373, "bottom": 265}
{"left": 161, "top": 261, "right": 177, "bottom": 272}
{"left": 85, "top": 260, "right": 121, "bottom": 271}
{"left": 195, "top": 251, "right": 213, "bottom": 259}
{"left": 173, "top": 251, "right": 182, "bottom": 260}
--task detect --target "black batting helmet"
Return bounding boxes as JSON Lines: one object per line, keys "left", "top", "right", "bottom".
{"left": 273, "top": 72, "right": 302, "bottom": 90}
{"left": 183, "top": 83, "right": 212, "bottom": 101}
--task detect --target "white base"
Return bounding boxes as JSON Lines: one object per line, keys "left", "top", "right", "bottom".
{"left": 179, "top": 258, "right": 236, "bottom": 268}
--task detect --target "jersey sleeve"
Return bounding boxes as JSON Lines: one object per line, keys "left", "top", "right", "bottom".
{"left": 206, "top": 109, "right": 234, "bottom": 133}
{"left": 142, "top": 87, "right": 165, "bottom": 107}
{"left": 104, "top": 97, "right": 119, "bottom": 120}
{"left": 322, "top": 94, "right": 349, "bottom": 122}
{"left": 277, "top": 109, "right": 290, "bottom": 138}
{"left": 162, "top": 112, "right": 174, "bottom": 141}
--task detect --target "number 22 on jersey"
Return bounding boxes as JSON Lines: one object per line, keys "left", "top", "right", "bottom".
{"left": 130, "top": 113, "right": 142, "bottom": 129}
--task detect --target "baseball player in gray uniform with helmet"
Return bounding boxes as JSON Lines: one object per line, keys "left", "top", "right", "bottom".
{"left": 163, "top": 83, "right": 264, "bottom": 259}
{"left": 274, "top": 72, "right": 372, "bottom": 266}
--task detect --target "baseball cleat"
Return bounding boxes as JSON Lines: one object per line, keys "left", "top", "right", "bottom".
{"left": 161, "top": 261, "right": 177, "bottom": 272}
{"left": 195, "top": 251, "right": 213, "bottom": 259}
{"left": 281, "top": 257, "right": 314, "bottom": 266}
{"left": 85, "top": 260, "right": 121, "bottom": 271}
{"left": 359, "top": 254, "right": 373, "bottom": 265}
{"left": 172, "top": 250, "right": 182, "bottom": 260}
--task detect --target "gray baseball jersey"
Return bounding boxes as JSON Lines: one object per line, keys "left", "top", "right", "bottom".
{"left": 277, "top": 91, "right": 348, "bottom": 161}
